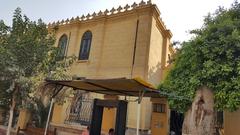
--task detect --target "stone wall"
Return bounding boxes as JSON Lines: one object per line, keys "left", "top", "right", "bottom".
{"left": 224, "top": 109, "right": 240, "bottom": 135}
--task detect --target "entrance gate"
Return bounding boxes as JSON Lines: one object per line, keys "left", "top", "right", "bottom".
{"left": 90, "top": 99, "right": 128, "bottom": 135}
{"left": 45, "top": 78, "right": 164, "bottom": 135}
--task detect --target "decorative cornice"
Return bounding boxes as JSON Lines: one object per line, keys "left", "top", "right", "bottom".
{"left": 48, "top": 0, "right": 153, "bottom": 27}
{"left": 48, "top": 0, "right": 171, "bottom": 37}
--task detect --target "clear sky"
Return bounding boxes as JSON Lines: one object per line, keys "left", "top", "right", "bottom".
{"left": 0, "top": 0, "right": 234, "bottom": 42}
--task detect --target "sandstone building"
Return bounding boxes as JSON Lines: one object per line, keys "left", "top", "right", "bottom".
{"left": 11, "top": 1, "right": 240, "bottom": 135}
{"left": 48, "top": 0, "right": 174, "bottom": 134}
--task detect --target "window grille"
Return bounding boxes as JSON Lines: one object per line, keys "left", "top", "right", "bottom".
{"left": 79, "top": 31, "right": 92, "bottom": 60}
{"left": 58, "top": 34, "right": 68, "bottom": 60}
{"left": 65, "top": 92, "right": 93, "bottom": 126}
{"left": 153, "top": 103, "right": 166, "bottom": 113}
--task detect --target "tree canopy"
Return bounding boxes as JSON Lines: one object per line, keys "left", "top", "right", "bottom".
{"left": 161, "top": 1, "right": 240, "bottom": 112}
{"left": 0, "top": 8, "right": 74, "bottom": 109}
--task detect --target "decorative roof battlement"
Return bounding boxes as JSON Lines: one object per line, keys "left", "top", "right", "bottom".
{"left": 48, "top": 0, "right": 170, "bottom": 34}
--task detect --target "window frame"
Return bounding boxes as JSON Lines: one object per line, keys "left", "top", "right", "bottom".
{"left": 58, "top": 34, "right": 68, "bottom": 60}
{"left": 153, "top": 103, "right": 166, "bottom": 113}
{"left": 78, "top": 31, "right": 92, "bottom": 60}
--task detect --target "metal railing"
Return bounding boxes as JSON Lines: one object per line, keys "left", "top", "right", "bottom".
{"left": 64, "top": 95, "right": 93, "bottom": 126}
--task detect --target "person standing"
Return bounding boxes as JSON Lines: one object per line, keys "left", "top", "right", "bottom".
{"left": 81, "top": 126, "right": 89, "bottom": 135}
{"left": 108, "top": 128, "right": 114, "bottom": 135}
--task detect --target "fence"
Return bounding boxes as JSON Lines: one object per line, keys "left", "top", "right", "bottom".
{"left": 64, "top": 95, "right": 93, "bottom": 126}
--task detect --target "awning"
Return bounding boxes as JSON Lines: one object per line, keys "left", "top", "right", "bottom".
{"left": 45, "top": 77, "right": 164, "bottom": 98}
{"left": 44, "top": 78, "right": 165, "bottom": 135}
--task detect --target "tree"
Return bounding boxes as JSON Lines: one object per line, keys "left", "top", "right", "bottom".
{"left": 162, "top": 1, "right": 240, "bottom": 112}
{"left": 160, "top": 1, "right": 240, "bottom": 134}
{"left": 0, "top": 8, "right": 74, "bottom": 135}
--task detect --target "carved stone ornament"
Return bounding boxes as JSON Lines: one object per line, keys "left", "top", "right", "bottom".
{"left": 117, "top": 6, "right": 123, "bottom": 12}
{"left": 98, "top": 10, "right": 103, "bottom": 16}
{"left": 110, "top": 7, "right": 115, "bottom": 14}
{"left": 131, "top": 2, "right": 138, "bottom": 8}
{"left": 81, "top": 15, "right": 85, "bottom": 20}
{"left": 92, "top": 12, "right": 96, "bottom": 17}
{"left": 139, "top": 0, "right": 146, "bottom": 6}
{"left": 124, "top": 4, "right": 130, "bottom": 10}
{"left": 104, "top": 9, "right": 109, "bottom": 15}
{"left": 86, "top": 13, "right": 91, "bottom": 19}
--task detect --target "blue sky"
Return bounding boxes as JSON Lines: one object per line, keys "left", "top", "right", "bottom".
{"left": 0, "top": 0, "right": 234, "bottom": 42}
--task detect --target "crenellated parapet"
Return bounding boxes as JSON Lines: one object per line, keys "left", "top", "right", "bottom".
{"left": 48, "top": 0, "right": 168, "bottom": 32}
{"left": 48, "top": 0, "right": 153, "bottom": 27}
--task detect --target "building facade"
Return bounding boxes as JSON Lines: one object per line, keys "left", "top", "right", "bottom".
{"left": 49, "top": 1, "right": 173, "bottom": 134}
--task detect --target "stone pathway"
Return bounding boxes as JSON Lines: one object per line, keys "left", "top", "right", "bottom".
{"left": 0, "top": 128, "right": 6, "bottom": 135}
{"left": 125, "top": 128, "right": 150, "bottom": 135}
{"left": 0, "top": 125, "right": 16, "bottom": 135}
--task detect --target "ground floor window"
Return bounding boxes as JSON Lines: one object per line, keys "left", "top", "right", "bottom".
{"left": 153, "top": 103, "right": 166, "bottom": 113}
{"left": 65, "top": 92, "right": 93, "bottom": 126}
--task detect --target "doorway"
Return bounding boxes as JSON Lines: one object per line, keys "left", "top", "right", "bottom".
{"left": 170, "top": 110, "right": 184, "bottom": 135}
{"left": 90, "top": 99, "right": 128, "bottom": 135}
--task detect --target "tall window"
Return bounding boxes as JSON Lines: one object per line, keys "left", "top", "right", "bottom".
{"left": 58, "top": 34, "right": 68, "bottom": 60}
{"left": 79, "top": 31, "right": 92, "bottom": 60}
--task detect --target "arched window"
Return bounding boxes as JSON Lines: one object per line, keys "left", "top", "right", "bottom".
{"left": 79, "top": 31, "right": 92, "bottom": 60}
{"left": 58, "top": 34, "right": 68, "bottom": 60}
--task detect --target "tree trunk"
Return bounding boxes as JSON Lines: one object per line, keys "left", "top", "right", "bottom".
{"left": 182, "top": 87, "right": 215, "bottom": 135}
{"left": 7, "top": 82, "right": 17, "bottom": 135}
{"left": 6, "top": 101, "right": 15, "bottom": 135}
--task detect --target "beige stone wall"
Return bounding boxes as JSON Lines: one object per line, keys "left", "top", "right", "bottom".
{"left": 138, "top": 14, "right": 172, "bottom": 130}
{"left": 126, "top": 97, "right": 152, "bottom": 130}
{"left": 16, "top": 109, "right": 31, "bottom": 129}
{"left": 151, "top": 98, "right": 170, "bottom": 135}
{"left": 51, "top": 103, "right": 67, "bottom": 125}
{"left": 148, "top": 16, "right": 164, "bottom": 86}
{"left": 224, "top": 109, "right": 240, "bottom": 135}
{"left": 55, "top": 15, "right": 142, "bottom": 79}
{"left": 164, "top": 38, "right": 171, "bottom": 67}
{"left": 51, "top": 5, "right": 172, "bottom": 131}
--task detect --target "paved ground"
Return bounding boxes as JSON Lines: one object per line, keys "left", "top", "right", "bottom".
{"left": 0, "top": 125, "right": 151, "bottom": 135}
{"left": 0, "top": 126, "right": 16, "bottom": 135}
{"left": 125, "top": 128, "right": 150, "bottom": 135}
{"left": 0, "top": 128, "right": 6, "bottom": 135}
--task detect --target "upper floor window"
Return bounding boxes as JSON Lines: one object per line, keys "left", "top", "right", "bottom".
{"left": 58, "top": 34, "right": 68, "bottom": 60}
{"left": 79, "top": 31, "right": 92, "bottom": 60}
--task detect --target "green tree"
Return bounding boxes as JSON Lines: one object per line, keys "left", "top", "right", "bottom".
{"left": 161, "top": 1, "right": 240, "bottom": 112}
{"left": 0, "top": 8, "right": 74, "bottom": 134}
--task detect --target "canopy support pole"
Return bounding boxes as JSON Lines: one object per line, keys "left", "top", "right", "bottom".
{"left": 44, "top": 84, "right": 63, "bottom": 135}
{"left": 136, "top": 101, "right": 141, "bottom": 135}
{"left": 44, "top": 98, "right": 55, "bottom": 135}
{"left": 136, "top": 90, "right": 145, "bottom": 135}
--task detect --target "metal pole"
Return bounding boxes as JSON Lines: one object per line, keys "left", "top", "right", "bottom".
{"left": 44, "top": 98, "right": 55, "bottom": 135}
{"left": 136, "top": 101, "right": 141, "bottom": 135}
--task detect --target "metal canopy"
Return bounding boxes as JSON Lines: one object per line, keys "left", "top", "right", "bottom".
{"left": 44, "top": 77, "right": 165, "bottom": 135}
{"left": 45, "top": 78, "right": 164, "bottom": 98}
